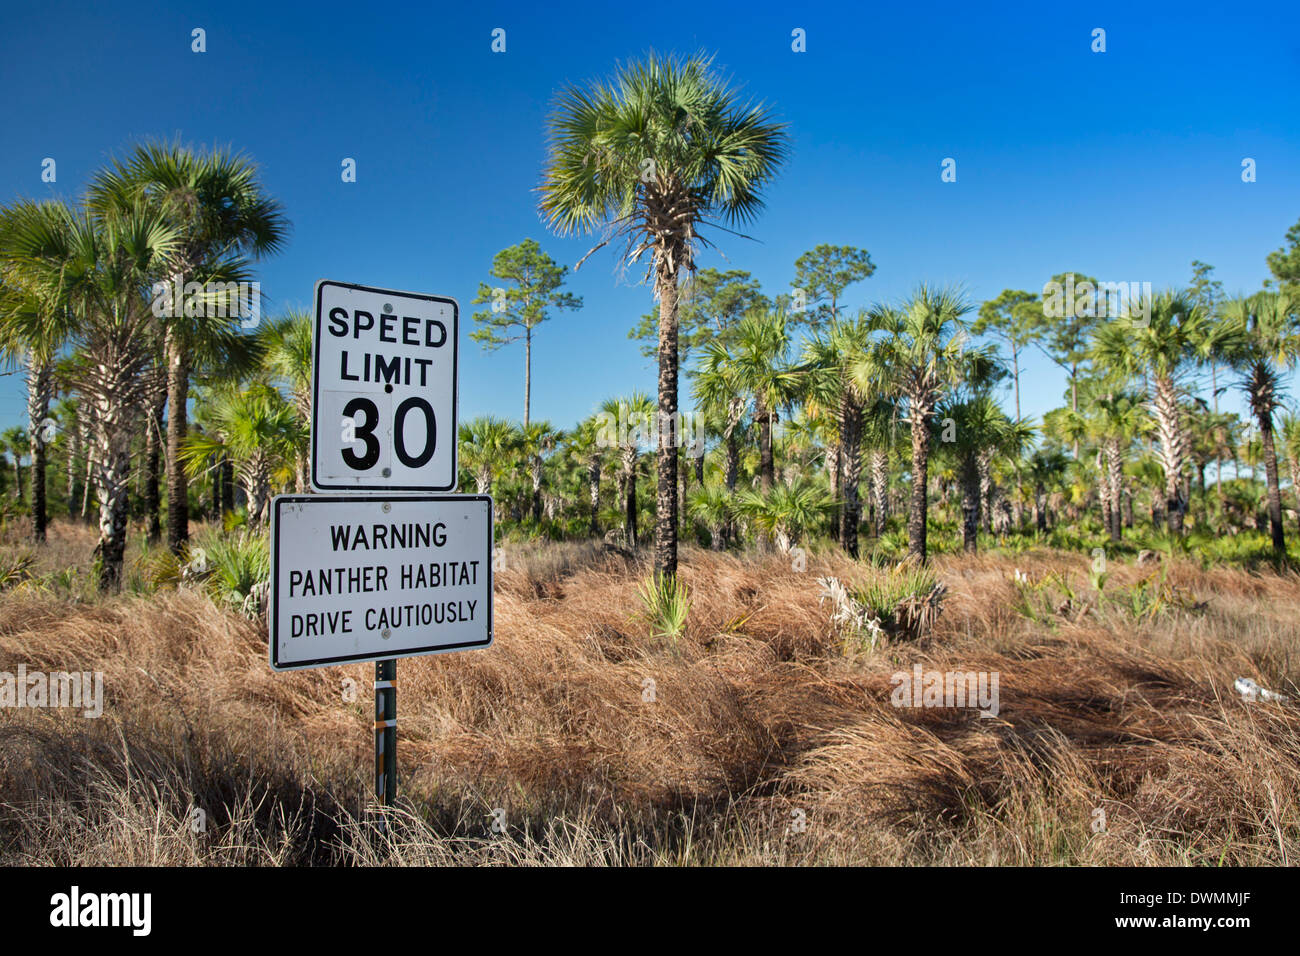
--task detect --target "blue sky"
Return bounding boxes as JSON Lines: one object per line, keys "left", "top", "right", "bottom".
{"left": 2, "top": 0, "right": 1299, "bottom": 433}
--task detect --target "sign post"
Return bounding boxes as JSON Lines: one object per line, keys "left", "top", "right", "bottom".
{"left": 375, "top": 660, "right": 396, "bottom": 807}
{"left": 270, "top": 279, "right": 492, "bottom": 814}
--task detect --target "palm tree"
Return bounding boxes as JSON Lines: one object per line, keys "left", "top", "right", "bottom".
{"left": 519, "top": 421, "right": 561, "bottom": 522}
{"left": 0, "top": 200, "right": 76, "bottom": 541}
{"left": 688, "top": 482, "right": 732, "bottom": 549}
{"left": 1092, "top": 390, "right": 1150, "bottom": 542}
{"left": 51, "top": 395, "right": 83, "bottom": 522}
{"left": 862, "top": 399, "right": 897, "bottom": 538}
{"left": 458, "top": 416, "right": 517, "bottom": 496}
{"left": 1280, "top": 411, "right": 1300, "bottom": 530}
{"left": 693, "top": 338, "right": 748, "bottom": 494}
{"left": 181, "top": 382, "right": 300, "bottom": 527}
{"left": 599, "top": 394, "right": 655, "bottom": 547}
{"left": 259, "top": 310, "right": 313, "bottom": 490}
{"left": 936, "top": 394, "right": 1020, "bottom": 552}
{"left": 4, "top": 197, "right": 179, "bottom": 589}
{"left": 1217, "top": 290, "right": 1300, "bottom": 556}
{"left": 1026, "top": 447, "right": 1069, "bottom": 532}
{"left": 804, "top": 313, "right": 879, "bottom": 557}
{"left": 1092, "top": 290, "right": 1209, "bottom": 535}
{"left": 567, "top": 416, "right": 607, "bottom": 536}
{"left": 868, "top": 286, "right": 981, "bottom": 563}
{"left": 734, "top": 479, "right": 828, "bottom": 553}
{"left": 730, "top": 310, "right": 801, "bottom": 497}
{"left": 90, "top": 142, "right": 288, "bottom": 554}
{"left": 539, "top": 52, "right": 789, "bottom": 579}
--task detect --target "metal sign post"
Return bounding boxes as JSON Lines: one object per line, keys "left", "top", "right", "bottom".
{"left": 375, "top": 660, "right": 396, "bottom": 808}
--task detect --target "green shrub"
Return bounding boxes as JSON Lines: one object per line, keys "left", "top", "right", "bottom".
{"left": 635, "top": 573, "right": 691, "bottom": 643}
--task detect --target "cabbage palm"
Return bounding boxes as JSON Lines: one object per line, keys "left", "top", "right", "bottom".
{"left": 805, "top": 313, "right": 881, "bottom": 557}
{"left": 458, "top": 416, "right": 517, "bottom": 496}
{"left": 567, "top": 416, "right": 607, "bottom": 536}
{"left": 1091, "top": 290, "right": 1209, "bottom": 535}
{"left": 599, "top": 394, "right": 655, "bottom": 547}
{"left": 730, "top": 310, "right": 801, "bottom": 496}
{"left": 692, "top": 338, "right": 748, "bottom": 493}
{"left": 734, "top": 479, "right": 828, "bottom": 553}
{"left": 1217, "top": 290, "right": 1300, "bottom": 556}
{"left": 3, "top": 197, "right": 179, "bottom": 589}
{"left": 540, "top": 52, "right": 789, "bottom": 579}
{"left": 935, "top": 394, "right": 1019, "bottom": 552}
{"left": 0, "top": 200, "right": 77, "bottom": 541}
{"left": 180, "top": 382, "right": 301, "bottom": 527}
{"left": 868, "top": 286, "right": 981, "bottom": 563}
{"left": 1280, "top": 412, "right": 1300, "bottom": 520}
{"left": 1092, "top": 390, "right": 1150, "bottom": 541}
{"left": 90, "top": 142, "right": 288, "bottom": 553}
{"left": 688, "top": 482, "right": 732, "bottom": 550}
{"left": 519, "top": 420, "right": 561, "bottom": 521}
{"left": 862, "top": 399, "right": 897, "bottom": 537}
{"left": 1026, "top": 447, "right": 1070, "bottom": 532}
{"left": 259, "top": 310, "right": 313, "bottom": 490}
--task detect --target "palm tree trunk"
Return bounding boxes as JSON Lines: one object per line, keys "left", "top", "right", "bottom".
{"left": 1152, "top": 374, "right": 1188, "bottom": 534}
{"left": 724, "top": 430, "right": 739, "bottom": 492}
{"left": 961, "top": 458, "right": 979, "bottom": 553}
{"left": 26, "top": 357, "right": 52, "bottom": 543}
{"left": 80, "top": 445, "right": 94, "bottom": 521}
{"left": 1289, "top": 454, "right": 1300, "bottom": 536}
{"left": 165, "top": 328, "right": 191, "bottom": 553}
{"left": 758, "top": 410, "right": 774, "bottom": 494}
{"left": 654, "top": 272, "right": 679, "bottom": 577}
{"left": 1106, "top": 439, "right": 1123, "bottom": 542}
{"left": 870, "top": 448, "right": 888, "bottom": 536}
{"left": 680, "top": 448, "right": 690, "bottom": 536}
{"left": 624, "top": 450, "right": 638, "bottom": 547}
{"left": 907, "top": 411, "right": 929, "bottom": 563}
{"left": 89, "top": 400, "right": 133, "bottom": 592}
{"left": 977, "top": 451, "right": 993, "bottom": 534}
{"left": 144, "top": 387, "right": 164, "bottom": 543}
{"left": 1258, "top": 409, "right": 1286, "bottom": 556}
{"left": 221, "top": 458, "right": 234, "bottom": 516}
{"left": 67, "top": 415, "right": 81, "bottom": 522}
{"left": 587, "top": 455, "right": 601, "bottom": 536}
{"left": 211, "top": 455, "right": 222, "bottom": 521}
{"left": 839, "top": 396, "right": 863, "bottom": 557}
{"left": 531, "top": 458, "right": 543, "bottom": 522}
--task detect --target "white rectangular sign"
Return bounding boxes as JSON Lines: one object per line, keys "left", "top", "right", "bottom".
{"left": 270, "top": 494, "right": 493, "bottom": 670}
{"left": 311, "top": 280, "right": 459, "bottom": 492}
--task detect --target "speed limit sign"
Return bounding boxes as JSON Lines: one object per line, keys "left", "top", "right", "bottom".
{"left": 310, "top": 280, "right": 458, "bottom": 492}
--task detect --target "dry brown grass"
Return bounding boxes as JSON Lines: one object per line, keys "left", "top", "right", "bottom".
{"left": 1, "top": 524, "right": 1297, "bottom": 865}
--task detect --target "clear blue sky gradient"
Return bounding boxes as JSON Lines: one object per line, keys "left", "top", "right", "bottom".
{"left": 2, "top": 0, "right": 1299, "bottom": 433}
